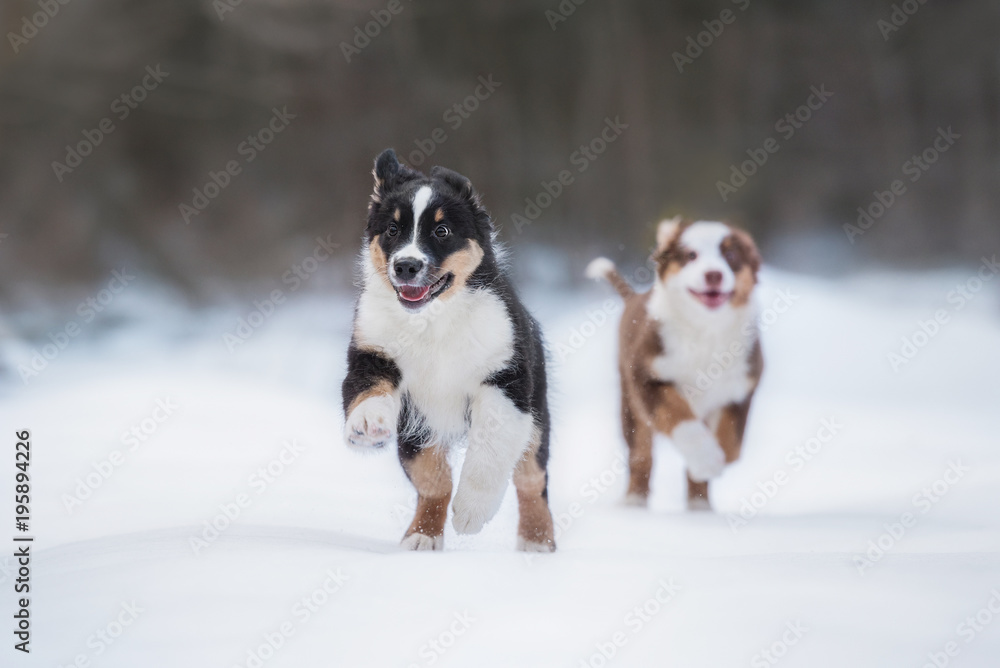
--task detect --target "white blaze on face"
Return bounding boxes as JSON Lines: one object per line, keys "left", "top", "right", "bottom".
{"left": 392, "top": 185, "right": 434, "bottom": 269}
{"left": 677, "top": 221, "right": 735, "bottom": 294}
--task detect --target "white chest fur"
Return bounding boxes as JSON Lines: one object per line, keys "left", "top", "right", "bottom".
{"left": 354, "top": 275, "right": 515, "bottom": 441}
{"left": 647, "top": 285, "right": 758, "bottom": 419}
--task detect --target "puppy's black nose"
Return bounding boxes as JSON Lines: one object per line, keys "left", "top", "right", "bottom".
{"left": 394, "top": 258, "right": 424, "bottom": 278}
{"left": 705, "top": 271, "right": 723, "bottom": 287}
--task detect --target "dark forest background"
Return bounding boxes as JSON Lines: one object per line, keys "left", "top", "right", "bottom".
{"left": 1, "top": 0, "right": 998, "bottom": 303}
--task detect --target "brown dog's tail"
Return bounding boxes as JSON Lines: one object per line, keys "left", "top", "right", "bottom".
{"left": 586, "top": 257, "right": 634, "bottom": 299}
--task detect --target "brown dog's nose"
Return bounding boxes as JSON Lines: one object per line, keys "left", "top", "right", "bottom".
{"left": 705, "top": 271, "right": 723, "bottom": 287}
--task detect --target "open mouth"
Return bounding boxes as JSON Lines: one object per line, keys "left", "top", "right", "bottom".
{"left": 394, "top": 273, "right": 454, "bottom": 309}
{"left": 688, "top": 288, "right": 732, "bottom": 309}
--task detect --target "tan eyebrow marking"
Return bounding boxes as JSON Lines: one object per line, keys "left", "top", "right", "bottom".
{"left": 393, "top": 208, "right": 401, "bottom": 222}
{"left": 434, "top": 208, "right": 444, "bottom": 222}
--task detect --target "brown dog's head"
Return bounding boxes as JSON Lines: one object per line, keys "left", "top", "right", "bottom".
{"left": 653, "top": 218, "right": 761, "bottom": 311}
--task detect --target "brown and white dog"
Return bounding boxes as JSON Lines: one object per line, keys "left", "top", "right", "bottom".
{"left": 587, "top": 218, "right": 763, "bottom": 510}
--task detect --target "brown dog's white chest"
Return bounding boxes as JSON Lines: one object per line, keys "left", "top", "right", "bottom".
{"left": 647, "top": 290, "right": 757, "bottom": 418}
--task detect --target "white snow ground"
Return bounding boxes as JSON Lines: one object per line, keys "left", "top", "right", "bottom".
{"left": 2, "top": 265, "right": 1000, "bottom": 668}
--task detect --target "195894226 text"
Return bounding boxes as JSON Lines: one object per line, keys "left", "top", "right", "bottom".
{"left": 13, "top": 429, "right": 32, "bottom": 654}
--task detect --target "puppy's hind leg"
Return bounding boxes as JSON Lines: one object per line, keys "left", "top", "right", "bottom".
{"left": 686, "top": 474, "right": 711, "bottom": 511}
{"left": 714, "top": 398, "right": 753, "bottom": 464}
{"left": 513, "top": 428, "right": 555, "bottom": 552}
{"left": 399, "top": 439, "right": 452, "bottom": 551}
{"left": 622, "top": 396, "right": 654, "bottom": 507}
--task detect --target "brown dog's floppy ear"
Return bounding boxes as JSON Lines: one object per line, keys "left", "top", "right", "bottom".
{"left": 656, "top": 216, "right": 682, "bottom": 250}
{"left": 730, "top": 226, "right": 762, "bottom": 276}
{"left": 650, "top": 216, "right": 683, "bottom": 266}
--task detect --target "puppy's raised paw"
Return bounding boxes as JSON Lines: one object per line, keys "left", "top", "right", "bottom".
{"left": 672, "top": 420, "right": 726, "bottom": 482}
{"left": 344, "top": 395, "right": 398, "bottom": 450}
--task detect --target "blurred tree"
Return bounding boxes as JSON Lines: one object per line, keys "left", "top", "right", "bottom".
{"left": 0, "top": 0, "right": 997, "bottom": 299}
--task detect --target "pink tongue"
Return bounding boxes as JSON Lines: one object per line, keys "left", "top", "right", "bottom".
{"left": 399, "top": 285, "right": 430, "bottom": 302}
{"left": 693, "top": 290, "right": 727, "bottom": 308}
{"left": 702, "top": 293, "right": 725, "bottom": 307}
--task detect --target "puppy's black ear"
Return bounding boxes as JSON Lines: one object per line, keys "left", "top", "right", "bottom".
{"left": 430, "top": 165, "right": 474, "bottom": 201}
{"left": 431, "top": 165, "right": 492, "bottom": 231}
{"left": 372, "top": 149, "right": 418, "bottom": 204}
{"left": 374, "top": 149, "right": 401, "bottom": 186}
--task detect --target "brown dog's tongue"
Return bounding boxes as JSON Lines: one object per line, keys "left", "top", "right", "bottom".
{"left": 399, "top": 285, "right": 430, "bottom": 302}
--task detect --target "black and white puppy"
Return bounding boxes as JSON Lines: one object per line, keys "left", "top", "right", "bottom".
{"left": 342, "top": 149, "right": 555, "bottom": 552}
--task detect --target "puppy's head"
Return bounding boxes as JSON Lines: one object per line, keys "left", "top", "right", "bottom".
{"left": 364, "top": 149, "right": 491, "bottom": 312}
{"left": 654, "top": 218, "right": 761, "bottom": 311}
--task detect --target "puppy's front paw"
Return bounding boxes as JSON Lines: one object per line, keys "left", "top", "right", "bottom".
{"left": 687, "top": 496, "right": 713, "bottom": 511}
{"left": 401, "top": 532, "right": 443, "bottom": 551}
{"left": 517, "top": 537, "right": 556, "bottom": 553}
{"left": 623, "top": 492, "right": 649, "bottom": 508}
{"left": 672, "top": 420, "right": 726, "bottom": 482}
{"left": 344, "top": 395, "right": 397, "bottom": 450}
{"left": 451, "top": 486, "right": 504, "bottom": 535}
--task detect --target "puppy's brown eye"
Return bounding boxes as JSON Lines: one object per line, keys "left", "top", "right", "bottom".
{"left": 434, "top": 224, "right": 450, "bottom": 239}
{"left": 387, "top": 224, "right": 399, "bottom": 237}
{"left": 686, "top": 251, "right": 697, "bottom": 261}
